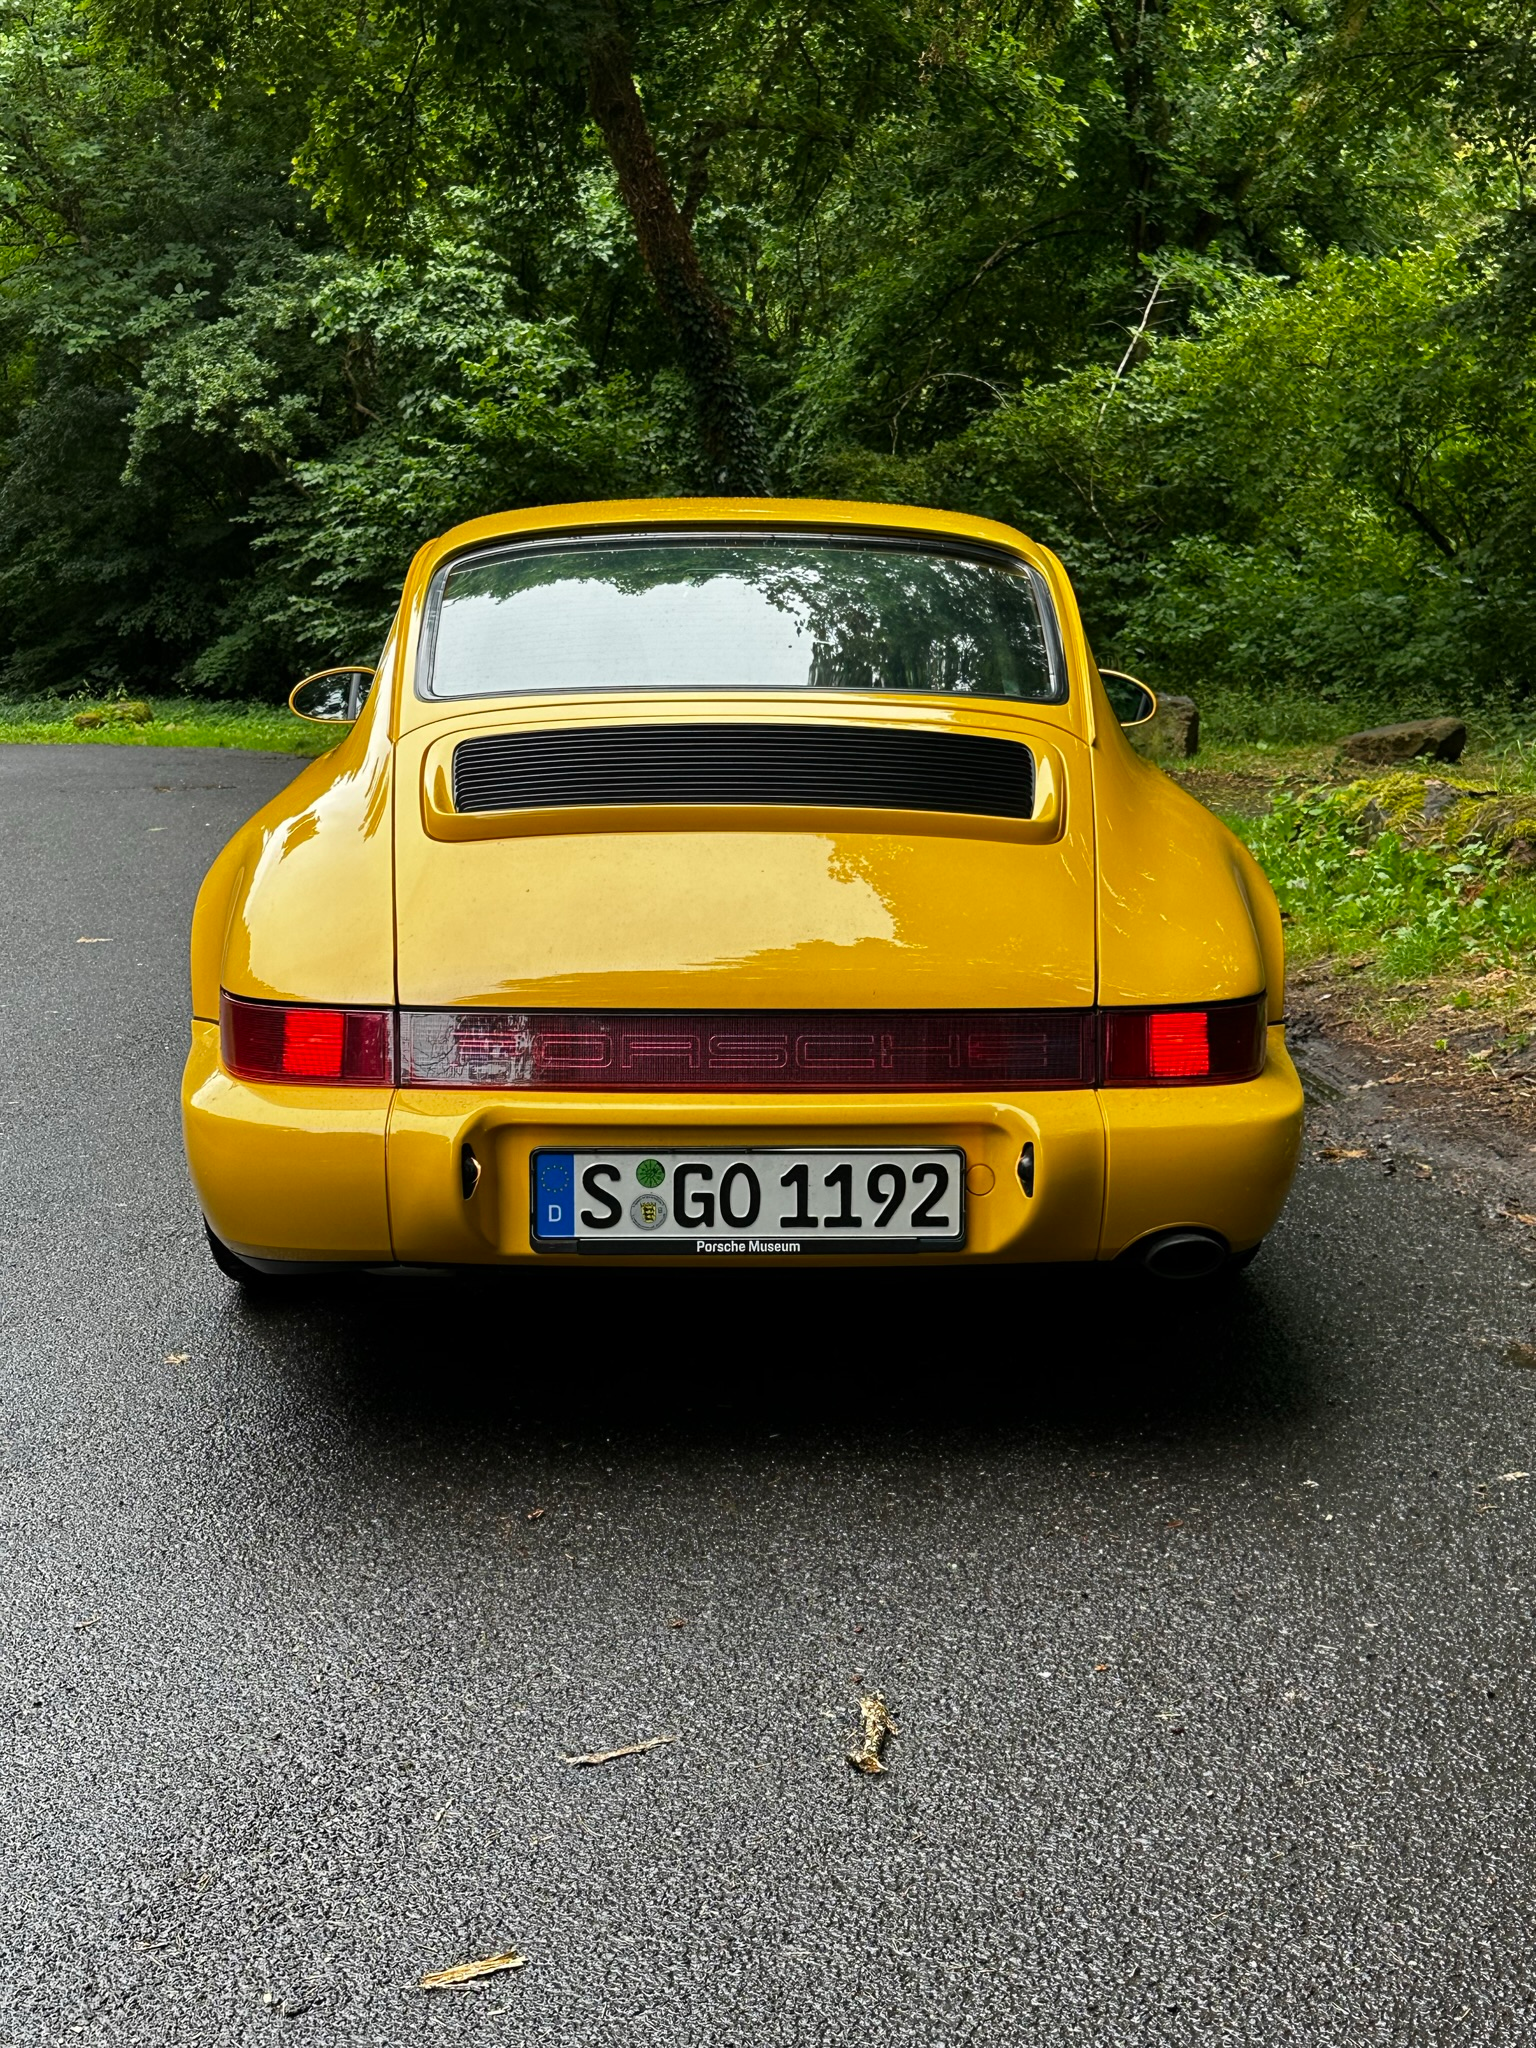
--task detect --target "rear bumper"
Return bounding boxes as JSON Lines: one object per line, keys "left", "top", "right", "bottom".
{"left": 1099, "top": 1026, "right": 1303, "bottom": 1257}
{"left": 183, "top": 1021, "right": 1302, "bottom": 1268}
{"left": 182, "top": 1021, "right": 394, "bottom": 1264}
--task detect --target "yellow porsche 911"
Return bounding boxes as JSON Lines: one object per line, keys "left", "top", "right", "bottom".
{"left": 183, "top": 497, "right": 1302, "bottom": 1284}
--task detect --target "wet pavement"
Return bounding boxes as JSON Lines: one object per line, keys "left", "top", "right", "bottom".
{"left": 3, "top": 742, "right": 1536, "bottom": 2045}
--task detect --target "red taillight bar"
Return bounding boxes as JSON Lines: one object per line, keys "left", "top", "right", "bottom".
{"left": 218, "top": 996, "right": 1265, "bottom": 1090}
{"left": 1100, "top": 998, "right": 1266, "bottom": 1086}
{"left": 220, "top": 993, "right": 394, "bottom": 1086}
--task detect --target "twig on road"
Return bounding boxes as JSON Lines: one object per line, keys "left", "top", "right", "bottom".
{"left": 420, "top": 1951, "right": 526, "bottom": 1990}
{"left": 562, "top": 1733, "right": 677, "bottom": 1767}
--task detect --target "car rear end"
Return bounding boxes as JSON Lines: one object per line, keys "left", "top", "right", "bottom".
{"left": 186, "top": 499, "right": 1302, "bottom": 1273}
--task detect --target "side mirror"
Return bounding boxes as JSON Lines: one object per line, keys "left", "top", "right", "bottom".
{"left": 288, "top": 667, "right": 377, "bottom": 724}
{"left": 1099, "top": 668, "right": 1157, "bottom": 727}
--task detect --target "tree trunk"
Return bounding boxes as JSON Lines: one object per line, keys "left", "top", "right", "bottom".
{"left": 584, "top": 22, "right": 769, "bottom": 494}
{"left": 1099, "top": 0, "right": 1173, "bottom": 264}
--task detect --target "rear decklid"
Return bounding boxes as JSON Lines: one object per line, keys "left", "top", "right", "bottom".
{"left": 392, "top": 696, "right": 1093, "bottom": 1010}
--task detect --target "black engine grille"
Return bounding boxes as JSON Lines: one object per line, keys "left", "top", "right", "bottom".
{"left": 451, "top": 722, "right": 1035, "bottom": 820}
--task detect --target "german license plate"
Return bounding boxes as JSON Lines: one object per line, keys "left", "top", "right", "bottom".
{"left": 532, "top": 1148, "right": 965, "bottom": 1254}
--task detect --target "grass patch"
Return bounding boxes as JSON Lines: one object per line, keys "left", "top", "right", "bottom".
{"left": 0, "top": 694, "right": 335, "bottom": 755}
{"left": 1240, "top": 781, "right": 1536, "bottom": 981}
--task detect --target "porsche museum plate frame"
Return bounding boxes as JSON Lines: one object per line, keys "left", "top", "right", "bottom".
{"left": 531, "top": 1147, "right": 967, "bottom": 1255}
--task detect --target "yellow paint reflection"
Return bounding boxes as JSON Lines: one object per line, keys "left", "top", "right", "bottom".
{"left": 481, "top": 834, "right": 896, "bottom": 982}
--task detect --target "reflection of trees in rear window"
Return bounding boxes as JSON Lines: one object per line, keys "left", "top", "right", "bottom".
{"left": 426, "top": 539, "right": 1059, "bottom": 700}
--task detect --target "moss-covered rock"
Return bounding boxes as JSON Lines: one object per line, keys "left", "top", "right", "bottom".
{"left": 1336, "top": 769, "right": 1519, "bottom": 848}
{"left": 68, "top": 700, "right": 154, "bottom": 730}
{"left": 1337, "top": 771, "right": 1441, "bottom": 836}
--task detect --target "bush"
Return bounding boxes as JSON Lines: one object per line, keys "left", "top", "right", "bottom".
{"left": 916, "top": 245, "right": 1536, "bottom": 716}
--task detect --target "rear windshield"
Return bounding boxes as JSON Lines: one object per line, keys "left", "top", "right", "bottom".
{"left": 419, "top": 532, "right": 1064, "bottom": 702}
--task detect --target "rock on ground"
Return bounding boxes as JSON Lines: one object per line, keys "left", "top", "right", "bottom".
{"left": 1130, "top": 692, "right": 1200, "bottom": 759}
{"left": 1340, "top": 717, "right": 1467, "bottom": 764}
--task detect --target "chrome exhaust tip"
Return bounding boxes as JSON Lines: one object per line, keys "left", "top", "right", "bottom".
{"left": 1136, "top": 1228, "right": 1230, "bottom": 1280}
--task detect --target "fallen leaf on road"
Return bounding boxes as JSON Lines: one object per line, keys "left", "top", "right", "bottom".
{"left": 1503, "top": 1211, "right": 1536, "bottom": 1228}
{"left": 420, "top": 1952, "right": 526, "bottom": 1991}
{"left": 163, "top": 1352, "right": 189, "bottom": 1365}
{"left": 525, "top": 1506, "right": 546, "bottom": 1521}
{"left": 1318, "top": 1146, "right": 1368, "bottom": 1160}
{"left": 847, "top": 1694, "right": 898, "bottom": 1775}
{"left": 1502, "top": 1342, "right": 1536, "bottom": 1370}
{"left": 562, "top": 1733, "right": 676, "bottom": 1767}
{"left": 1497, "top": 1471, "right": 1530, "bottom": 1483}
{"left": 667, "top": 1616, "right": 687, "bottom": 1628}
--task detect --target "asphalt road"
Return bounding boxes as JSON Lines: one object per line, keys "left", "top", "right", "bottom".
{"left": 4, "top": 741, "right": 1536, "bottom": 2047}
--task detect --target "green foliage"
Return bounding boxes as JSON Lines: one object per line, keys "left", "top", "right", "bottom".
{"left": 0, "top": 1, "right": 658, "bottom": 691}
{"left": 908, "top": 243, "right": 1536, "bottom": 711}
{"left": 135, "top": 229, "right": 658, "bottom": 678}
{"left": 0, "top": 0, "right": 1534, "bottom": 702}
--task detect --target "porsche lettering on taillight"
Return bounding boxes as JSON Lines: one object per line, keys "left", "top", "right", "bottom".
{"left": 397, "top": 1008, "right": 1097, "bottom": 1091}
{"left": 220, "top": 993, "right": 394, "bottom": 1085}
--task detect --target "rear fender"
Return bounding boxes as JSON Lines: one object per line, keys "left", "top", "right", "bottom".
{"left": 1093, "top": 724, "right": 1273, "bottom": 1007}
{"left": 190, "top": 647, "right": 399, "bottom": 1019}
